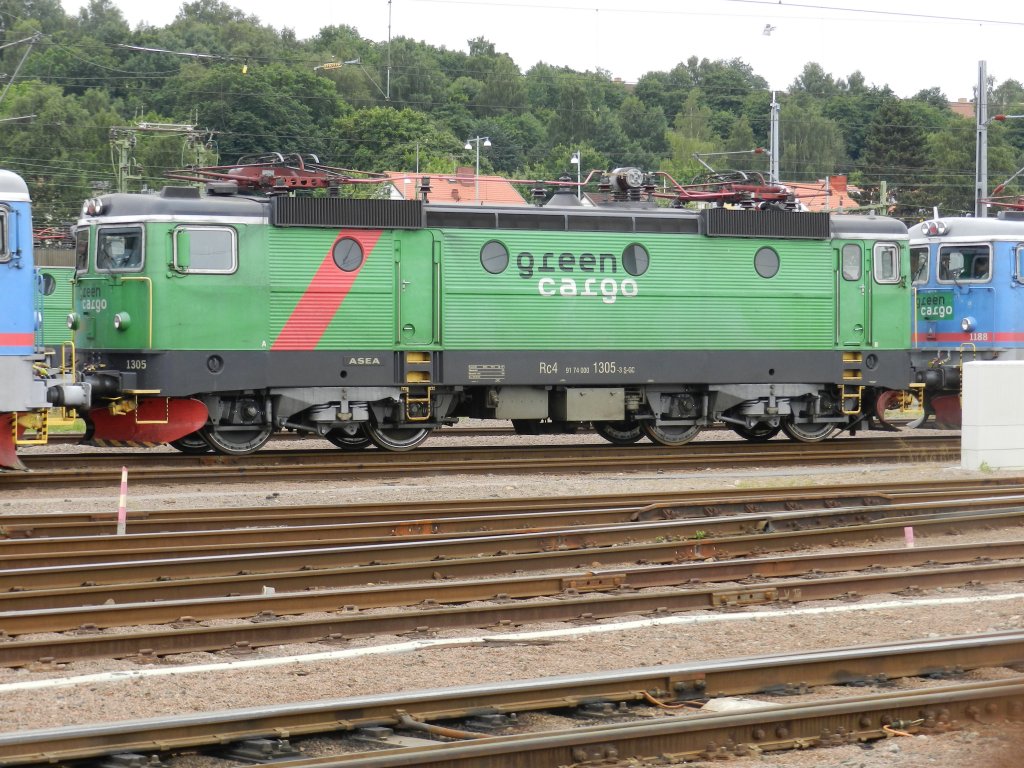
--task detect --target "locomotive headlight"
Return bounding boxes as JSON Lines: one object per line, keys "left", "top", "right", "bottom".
{"left": 66, "top": 312, "right": 79, "bottom": 330}
{"left": 113, "top": 312, "right": 131, "bottom": 331}
{"left": 961, "top": 316, "right": 976, "bottom": 332}
{"left": 81, "top": 197, "right": 104, "bottom": 216}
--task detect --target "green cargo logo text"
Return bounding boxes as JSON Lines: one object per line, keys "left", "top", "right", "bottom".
{"left": 918, "top": 291, "right": 953, "bottom": 320}
{"left": 516, "top": 251, "right": 638, "bottom": 304}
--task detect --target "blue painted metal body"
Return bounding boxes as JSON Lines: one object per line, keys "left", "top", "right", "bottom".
{"left": 908, "top": 214, "right": 1024, "bottom": 423}
{"left": 0, "top": 168, "right": 49, "bottom": 414}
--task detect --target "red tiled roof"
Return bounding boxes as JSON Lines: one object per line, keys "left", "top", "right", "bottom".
{"left": 781, "top": 175, "right": 860, "bottom": 212}
{"left": 384, "top": 171, "right": 527, "bottom": 205}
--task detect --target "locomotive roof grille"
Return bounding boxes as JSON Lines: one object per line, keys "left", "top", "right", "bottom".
{"left": 271, "top": 197, "right": 423, "bottom": 229}
{"left": 701, "top": 208, "right": 831, "bottom": 239}
{"left": 265, "top": 196, "right": 899, "bottom": 240}
{"left": 423, "top": 207, "right": 700, "bottom": 233}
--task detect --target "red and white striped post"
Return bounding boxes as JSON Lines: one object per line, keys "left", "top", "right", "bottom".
{"left": 116, "top": 466, "right": 128, "bottom": 535}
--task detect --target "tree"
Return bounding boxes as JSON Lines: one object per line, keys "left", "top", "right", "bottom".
{"left": 779, "top": 101, "right": 845, "bottom": 181}
{"left": 0, "top": 80, "right": 122, "bottom": 222}
{"left": 633, "top": 65, "right": 694, "bottom": 125}
{"left": 912, "top": 87, "right": 949, "bottom": 111}
{"left": 474, "top": 55, "right": 526, "bottom": 116}
{"left": 663, "top": 90, "right": 721, "bottom": 184}
{"left": 156, "top": 62, "right": 341, "bottom": 161}
{"left": 857, "top": 98, "right": 931, "bottom": 218}
{"left": 618, "top": 94, "right": 668, "bottom": 159}
{"left": 0, "top": 0, "right": 66, "bottom": 29}
{"left": 327, "top": 107, "right": 462, "bottom": 174}
{"left": 686, "top": 57, "right": 766, "bottom": 118}
{"left": 790, "top": 63, "right": 840, "bottom": 100}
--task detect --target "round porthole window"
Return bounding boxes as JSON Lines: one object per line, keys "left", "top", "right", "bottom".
{"left": 332, "top": 238, "right": 364, "bottom": 272}
{"left": 480, "top": 240, "right": 509, "bottom": 274}
{"left": 754, "top": 246, "right": 780, "bottom": 279}
{"left": 622, "top": 243, "right": 650, "bottom": 276}
{"left": 40, "top": 272, "right": 57, "bottom": 296}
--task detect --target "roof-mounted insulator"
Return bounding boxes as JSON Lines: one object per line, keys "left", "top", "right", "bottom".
{"left": 207, "top": 181, "right": 239, "bottom": 196}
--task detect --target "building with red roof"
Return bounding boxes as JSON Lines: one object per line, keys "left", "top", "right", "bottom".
{"left": 384, "top": 167, "right": 527, "bottom": 205}
{"left": 781, "top": 175, "right": 861, "bottom": 212}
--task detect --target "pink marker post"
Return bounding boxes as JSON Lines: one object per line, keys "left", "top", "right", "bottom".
{"left": 116, "top": 466, "right": 128, "bottom": 535}
{"left": 904, "top": 526, "right": 915, "bottom": 548}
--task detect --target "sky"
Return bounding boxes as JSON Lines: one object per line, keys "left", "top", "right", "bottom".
{"left": 57, "top": 0, "right": 1024, "bottom": 100}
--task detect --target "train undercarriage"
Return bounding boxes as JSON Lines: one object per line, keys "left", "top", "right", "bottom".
{"left": 66, "top": 380, "right": 910, "bottom": 456}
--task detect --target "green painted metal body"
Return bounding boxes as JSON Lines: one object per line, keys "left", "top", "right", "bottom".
{"left": 73, "top": 220, "right": 910, "bottom": 358}
{"left": 39, "top": 264, "right": 74, "bottom": 350}
{"left": 441, "top": 230, "right": 834, "bottom": 350}
{"left": 63, "top": 192, "right": 913, "bottom": 450}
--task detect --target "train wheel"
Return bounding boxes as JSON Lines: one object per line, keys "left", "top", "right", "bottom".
{"left": 730, "top": 423, "right": 782, "bottom": 442}
{"left": 365, "top": 423, "right": 432, "bottom": 452}
{"left": 780, "top": 419, "right": 837, "bottom": 443}
{"left": 641, "top": 422, "right": 701, "bottom": 446}
{"left": 199, "top": 424, "right": 274, "bottom": 455}
{"left": 325, "top": 424, "right": 372, "bottom": 451}
{"left": 169, "top": 431, "right": 213, "bottom": 454}
{"left": 594, "top": 420, "right": 644, "bottom": 445}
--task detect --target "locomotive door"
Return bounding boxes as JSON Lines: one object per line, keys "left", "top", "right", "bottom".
{"left": 394, "top": 230, "right": 438, "bottom": 347}
{"left": 837, "top": 242, "right": 869, "bottom": 346}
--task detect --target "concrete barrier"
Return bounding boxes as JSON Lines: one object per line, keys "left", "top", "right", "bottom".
{"left": 962, "top": 360, "right": 1024, "bottom": 470}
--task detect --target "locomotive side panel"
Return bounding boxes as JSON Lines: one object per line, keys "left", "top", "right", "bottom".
{"left": 437, "top": 229, "right": 836, "bottom": 351}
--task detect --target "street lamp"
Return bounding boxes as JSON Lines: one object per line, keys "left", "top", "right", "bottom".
{"left": 465, "top": 136, "right": 491, "bottom": 203}
{"left": 570, "top": 150, "right": 581, "bottom": 199}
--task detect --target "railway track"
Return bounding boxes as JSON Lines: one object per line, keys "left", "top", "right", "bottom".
{"left": 3, "top": 476, "right": 1023, "bottom": 542}
{"left": 5, "top": 434, "right": 960, "bottom": 488}
{"left": 2, "top": 632, "right": 1022, "bottom": 765}
{"left": 4, "top": 488, "right": 1024, "bottom": 588}
{"left": 2, "top": 536, "right": 1024, "bottom": 665}
{"left": 3, "top": 481, "right": 1024, "bottom": 663}
{"left": 3, "top": 487, "right": 1024, "bottom": 566}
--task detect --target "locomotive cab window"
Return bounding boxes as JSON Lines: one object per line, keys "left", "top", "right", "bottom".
{"left": 873, "top": 243, "right": 901, "bottom": 284}
{"left": 1017, "top": 246, "right": 1024, "bottom": 283}
{"left": 910, "top": 246, "right": 929, "bottom": 285}
{"left": 0, "top": 207, "right": 8, "bottom": 263}
{"left": 96, "top": 226, "right": 143, "bottom": 272}
{"left": 75, "top": 228, "right": 89, "bottom": 272}
{"left": 173, "top": 226, "right": 236, "bottom": 274}
{"left": 841, "top": 243, "right": 861, "bottom": 280}
{"left": 938, "top": 244, "right": 990, "bottom": 283}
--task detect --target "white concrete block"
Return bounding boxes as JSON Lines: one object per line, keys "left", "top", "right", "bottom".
{"left": 962, "top": 446, "right": 1024, "bottom": 470}
{"left": 961, "top": 425, "right": 1024, "bottom": 451}
{"left": 962, "top": 361, "right": 1024, "bottom": 426}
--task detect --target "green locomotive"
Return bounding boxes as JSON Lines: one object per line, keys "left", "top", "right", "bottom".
{"left": 51, "top": 169, "right": 912, "bottom": 453}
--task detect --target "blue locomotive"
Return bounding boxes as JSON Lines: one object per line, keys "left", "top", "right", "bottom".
{"left": 0, "top": 169, "right": 50, "bottom": 468}
{"left": 908, "top": 213, "right": 1024, "bottom": 427}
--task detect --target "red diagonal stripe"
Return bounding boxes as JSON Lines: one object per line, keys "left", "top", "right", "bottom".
{"left": 272, "top": 230, "right": 381, "bottom": 351}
